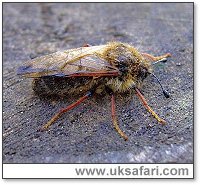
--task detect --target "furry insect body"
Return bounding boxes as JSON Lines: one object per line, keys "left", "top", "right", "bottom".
{"left": 17, "top": 41, "right": 171, "bottom": 140}
{"left": 31, "top": 42, "right": 151, "bottom": 96}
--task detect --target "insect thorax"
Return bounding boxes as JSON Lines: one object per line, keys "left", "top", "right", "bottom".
{"left": 101, "top": 42, "right": 151, "bottom": 93}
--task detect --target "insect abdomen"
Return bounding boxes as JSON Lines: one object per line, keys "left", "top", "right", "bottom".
{"left": 32, "top": 76, "right": 95, "bottom": 97}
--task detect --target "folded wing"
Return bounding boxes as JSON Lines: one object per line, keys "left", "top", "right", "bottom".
{"left": 17, "top": 46, "right": 119, "bottom": 78}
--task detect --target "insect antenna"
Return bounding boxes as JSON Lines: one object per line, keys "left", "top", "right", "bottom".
{"left": 149, "top": 72, "right": 170, "bottom": 98}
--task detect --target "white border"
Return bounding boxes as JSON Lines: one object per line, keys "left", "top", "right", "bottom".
{"left": 3, "top": 164, "right": 194, "bottom": 178}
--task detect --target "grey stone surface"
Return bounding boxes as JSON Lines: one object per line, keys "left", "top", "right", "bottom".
{"left": 3, "top": 3, "right": 193, "bottom": 163}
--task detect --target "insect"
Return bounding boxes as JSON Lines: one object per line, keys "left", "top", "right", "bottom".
{"left": 17, "top": 41, "right": 171, "bottom": 141}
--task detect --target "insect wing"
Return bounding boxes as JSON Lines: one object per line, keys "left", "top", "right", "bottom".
{"left": 17, "top": 46, "right": 119, "bottom": 78}
{"left": 62, "top": 55, "right": 119, "bottom": 77}
{"left": 17, "top": 51, "right": 70, "bottom": 77}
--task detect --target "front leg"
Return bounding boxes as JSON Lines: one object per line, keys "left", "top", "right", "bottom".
{"left": 111, "top": 94, "right": 128, "bottom": 141}
{"left": 135, "top": 87, "right": 166, "bottom": 124}
{"left": 141, "top": 52, "right": 171, "bottom": 62}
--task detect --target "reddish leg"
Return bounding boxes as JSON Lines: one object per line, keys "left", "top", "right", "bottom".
{"left": 41, "top": 92, "right": 92, "bottom": 131}
{"left": 135, "top": 88, "right": 166, "bottom": 124}
{"left": 142, "top": 52, "right": 171, "bottom": 61}
{"left": 111, "top": 95, "right": 128, "bottom": 141}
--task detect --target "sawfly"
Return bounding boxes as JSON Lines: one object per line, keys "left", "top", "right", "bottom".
{"left": 17, "top": 41, "right": 171, "bottom": 141}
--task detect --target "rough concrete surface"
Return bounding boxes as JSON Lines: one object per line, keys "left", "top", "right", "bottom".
{"left": 3, "top": 3, "right": 193, "bottom": 163}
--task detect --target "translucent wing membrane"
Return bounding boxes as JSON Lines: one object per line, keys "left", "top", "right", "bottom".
{"left": 17, "top": 46, "right": 119, "bottom": 78}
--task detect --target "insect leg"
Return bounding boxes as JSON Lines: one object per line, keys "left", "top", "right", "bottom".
{"left": 135, "top": 87, "right": 166, "bottom": 125}
{"left": 40, "top": 91, "right": 93, "bottom": 131}
{"left": 111, "top": 94, "right": 128, "bottom": 141}
{"left": 141, "top": 52, "right": 171, "bottom": 61}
